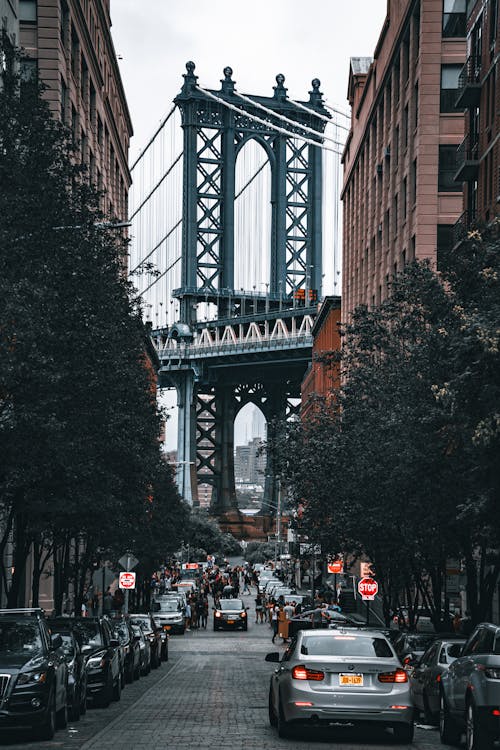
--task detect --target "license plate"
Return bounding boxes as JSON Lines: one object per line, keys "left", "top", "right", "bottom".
{"left": 164, "top": 625, "right": 171, "bottom": 631}
{"left": 339, "top": 673, "right": 363, "bottom": 686}
{"left": 227, "top": 619, "right": 234, "bottom": 624}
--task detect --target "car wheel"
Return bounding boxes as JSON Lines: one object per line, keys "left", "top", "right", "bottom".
{"left": 268, "top": 686, "right": 277, "bottom": 728}
{"left": 277, "top": 694, "right": 291, "bottom": 739}
{"left": 125, "top": 664, "right": 133, "bottom": 684}
{"left": 56, "top": 700, "right": 68, "bottom": 729}
{"left": 439, "top": 691, "right": 461, "bottom": 746}
{"left": 422, "top": 692, "right": 436, "bottom": 725}
{"left": 38, "top": 692, "right": 56, "bottom": 740}
{"left": 69, "top": 690, "right": 81, "bottom": 722}
{"left": 466, "top": 699, "right": 494, "bottom": 750}
{"left": 133, "top": 664, "right": 140, "bottom": 681}
{"left": 112, "top": 673, "right": 122, "bottom": 702}
{"left": 393, "top": 722, "right": 414, "bottom": 743}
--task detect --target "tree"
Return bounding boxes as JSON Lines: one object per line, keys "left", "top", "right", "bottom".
{"left": 0, "top": 50, "right": 182, "bottom": 608}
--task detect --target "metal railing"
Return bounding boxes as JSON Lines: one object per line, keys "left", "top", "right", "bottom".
{"left": 452, "top": 210, "right": 477, "bottom": 247}
{"left": 458, "top": 54, "right": 482, "bottom": 90}
{"left": 456, "top": 134, "right": 480, "bottom": 164}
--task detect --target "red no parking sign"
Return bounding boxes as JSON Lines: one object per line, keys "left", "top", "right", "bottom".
{"left": 119, "top": 571, "right": 136, "bottom": 590}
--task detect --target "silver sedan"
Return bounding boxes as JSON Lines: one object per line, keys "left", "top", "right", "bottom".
{"left": 266, "top": 628, "right": 414, "bottom": 743}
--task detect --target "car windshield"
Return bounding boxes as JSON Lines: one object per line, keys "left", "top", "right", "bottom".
{"left": 132, "top": 617, "right": 152, "bottom": 631}
{"left": 0, "top": 621, "right": 43, "bottom": 658}
{"left": 301, "top": 635, "right": 393, "bottom": 658}
{"left": 407, "top": 634, "right": 435, "bottom": 650}
{"left": 157, "top": 600, "right": 180, "bottom": 612}
{"left": 219, "top": 600, "right": 244, "bottom": 611}
{"left": 131, "top": 625, "right": 143, "bottom": 639}
{"left": 77, "top": 622, "right": 104, "bottom": 647}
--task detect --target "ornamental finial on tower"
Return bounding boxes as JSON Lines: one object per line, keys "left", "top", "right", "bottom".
{"left": 181, "top": 61, "right": 198, "bottom": 94}
{"left": 273, "top": 73, "right": 287, "bottom": 101}
{"left": 221, "top": 66, "right": 235, "bottom": 94}
{"left": 309, "top": 78, "right": 323, "bottom": 106}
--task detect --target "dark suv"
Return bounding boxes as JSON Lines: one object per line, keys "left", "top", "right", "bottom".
{"left": 47, "top": 618, "right": 87, "bottom": 721}
{"left": 0, "top": 608, "right": 68, "bottom": 739}
{"left": 73, "top": 617, "right": 122, "bottom": 708}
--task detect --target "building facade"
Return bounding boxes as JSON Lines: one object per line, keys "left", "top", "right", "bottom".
{"left": 19, "top": 0, "right": 132, "bottom": 220}
{"left": 1, "top": 0, "right": 19, "bottom": 51}
{"left": 301, "top": 296, "right": 341, "bottom": 419}
{"left": 342, "top": 0, "right": 466, "bottom": 315}
{"left": 454, "top": 0, "right": 499, "bottom": 241}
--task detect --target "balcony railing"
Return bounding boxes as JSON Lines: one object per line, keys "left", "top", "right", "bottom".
{"left": 455, "top": 55, "right": 482, "bottom": 108}
{"left": 455, "top": 135, "right": 480, "bottom": 181}
{"left": 452, "top": 210, "right": 477, "bottom": 248}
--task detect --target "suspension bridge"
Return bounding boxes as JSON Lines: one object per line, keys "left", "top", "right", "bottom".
{"left": 128, "top": 62, "right": 347, "bottom": 531}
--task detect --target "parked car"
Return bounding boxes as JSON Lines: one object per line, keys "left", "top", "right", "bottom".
{"left": 393, "top": 631, "right": 437, "bottom": 668}
{"left": 74, "top": 617, "right": 122, "bottom": 707}
{"left": 409, "top": 636, "right": 465, "bottom": 724}
{"left": 287, "top": 608, "right": 365, "bottom": 638}
{"left": 0, "top": 608, "right": 68, "bottom": 739}
{"left": 152, "top": 597, "right": 186, "bottom": 635}
{"left": 129, "top": 614, "right": 164, "bottom": 666}
{"left": 130, "top": 623, "right": 151, "bottom": 676}
{"left": 266, "top": 628, "right": 414, "bottom": 742}
{"left": 213, "top": 599, "right": 249, "bottom": 631}
{"left": 440, "top": 622, "right": 500, "bottom": 749}
{"left": 47, "top": 617, "right": 88, "bottom": 721}
{"left": 111, "top": 617, "right": 141, "bottom": 683}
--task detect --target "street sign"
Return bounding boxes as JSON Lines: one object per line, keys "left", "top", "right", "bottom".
{"left": 91, "top": 565, "right": 115, "bottom": 592}
{"left": 118, "top": 553, "right": 139, "bottom": 571}
{"left": 119, "top": 571, "right": 136, "bottom": 590}
{"left": 360, "top": 561, "right": 374, "bottom": 578}
{"left": 358, "top": 577, "right": 378, "bottom": 600}
{"left": 328, "top": 560, "right": 344, "bottom": 574}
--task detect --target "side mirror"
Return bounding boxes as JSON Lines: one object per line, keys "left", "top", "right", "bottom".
{"left": 265, "top": 652, "right": 281, "bottom": 663}
{"left": 110, "top": 639, "right": 120, "bottom": 648}
{"left": 51, "top": 634, "right": 63, "bottom": 650}
{"left": 245, "top": 606, "right": 250, "bottom": 611}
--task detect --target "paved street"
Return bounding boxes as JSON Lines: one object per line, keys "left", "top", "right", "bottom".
{"left": 0, "top": 594, "right": 462, "bottom": 750}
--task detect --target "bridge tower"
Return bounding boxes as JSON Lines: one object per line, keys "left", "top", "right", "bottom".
{"left": 158, "top": 63, "right": 329, "bottom": 520}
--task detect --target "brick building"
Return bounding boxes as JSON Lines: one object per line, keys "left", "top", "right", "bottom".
{"left": 454, "top": 0, "right": 499, "bottom": 242}
{"left": 19, "top": 0, "right": 132, "bottom": 220}
{"left": 342, "top": 0, "right": 466, "bottom": 315}
{"left": 301, "top": 296, "right": 341, "bottom": 418}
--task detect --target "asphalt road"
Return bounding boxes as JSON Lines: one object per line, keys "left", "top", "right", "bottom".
{"left": 1, "top": 591, "right": 464, "bottom": 750}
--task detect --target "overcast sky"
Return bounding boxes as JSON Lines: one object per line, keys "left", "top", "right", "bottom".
{"left": 109, "top": 0, "right": 388, "bottom": 450}
{"left": 111, "top": 0, "right": 387, "bottom": 163}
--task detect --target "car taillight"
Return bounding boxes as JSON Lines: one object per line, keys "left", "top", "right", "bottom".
{"left": 292, "top": 665, "right": 325, "bottom": 681}
{"left": 378, "top": 669, "right": 408, "bottom": 683}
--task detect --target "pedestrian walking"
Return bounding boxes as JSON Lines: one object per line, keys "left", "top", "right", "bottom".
{"left": 185, "top": 600, "right": 192, "bottom": 631}
{"left": 103, "top": 587, "right": 113, "bottom": 615}
{"left": 271, "top": 603, "right": 279, "bottom": 643}
{"left": 255, "top": 594, "right": 264, "bottom": 623}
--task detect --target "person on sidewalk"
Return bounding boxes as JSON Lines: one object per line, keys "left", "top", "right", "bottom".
{"left": 271, "top": 603, "right": 279, "bottom": 643}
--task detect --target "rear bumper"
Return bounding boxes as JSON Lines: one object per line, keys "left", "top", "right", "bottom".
{"left": 214, "top": 618, "right": 247, "bottom": 629}
{"left": 283, "top": 700, "right": 414, "bottom": 726}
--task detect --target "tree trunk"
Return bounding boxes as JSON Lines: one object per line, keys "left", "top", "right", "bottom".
{"left": 6, "top": 514, "right": 31, "bottom": 607}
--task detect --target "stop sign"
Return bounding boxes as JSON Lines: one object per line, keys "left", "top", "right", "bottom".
{"left": 119, "top": 571, "right": 136, "bottom": 590}
{"left": 358, "top": 577, "right": 378, "bottom": 600}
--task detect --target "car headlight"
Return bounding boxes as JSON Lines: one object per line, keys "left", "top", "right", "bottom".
{"left": 16, "top": 671, "right": 47, "bottom": 686}
{"left": 215, "top": 611, "right": 221, "bottom": 618}
{"left": 240, "top": 611, "right": 247, "bottom": 618}
{"left": 87, "top": 651, "right": 106, "bottom": 669}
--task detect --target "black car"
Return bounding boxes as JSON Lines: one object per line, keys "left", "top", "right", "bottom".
{"left": 74, "top": 617, "right": 122, "bottom": 707}
{"left": 112, "top": 617, "right": 141, "bottom": 683}
{"left": 129, "top": 613, "right": 165, "bottom": 666}
{"left": 0, "top": 608, "right": 68, "bottom": 739}
{"left": 130, "top": 623, "right": 151, "bottom": 676}
{"left": 47, "top": 618, "right": 87, "bottom": 721}
{"left": 213, "top": 599, "right": 248, "bottom": 631}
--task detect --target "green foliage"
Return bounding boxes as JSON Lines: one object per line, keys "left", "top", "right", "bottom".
{"left": 244, "top": 541, "right": 276, "bottom": 564}
{"left": 0, "top": 52, "right": 183, "bottom": 606}
{"left": 183, "top": 509, "right": 241, "bottom": 559}
{"left": 273, "top": 222, "right": 500, "bottom": 627}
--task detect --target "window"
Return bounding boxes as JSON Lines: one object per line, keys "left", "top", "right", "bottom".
{"left": 411, "top": 158, "right": 417, "bottom": 204}
{"left": 60, "top": 1, "right": 68, "bottom": 42}
{"left": 440, "top": 65, "right": 462, "bottom": 112}
{"left": 490, "top": 0, "right": 498, "bottom": 47}
{"left": 20, "top": 57, "right": 37, "bottom": 82}
{"left": 443, "top": 0, "right": 466, "bottom": 37}
{"left": 60, "top": 75, "right": 67, "bottom": 123}
{"left": 437, "top": 224, "right": 453, "bottom": 269}
{"left": 414, "top": 82, "right": 419, "bottom": 128}
{"left": 393, "top": 193, "right": 399, "bottom": 234}
{"left": 71, "top": 26, "right": 79, "bottom": 79}
{"left": 90, "top": 82, "right": 96, "bottom": 126}
{"left": 19, "top": 0, "right": 37, "bottom": 22}
{"left": 438, "top": 145, "right": 461, "bottom": 191}
{"left": 403, "top": 105, "right": 409, "bottom": 149}
{"left": 394, "top": 125, "right": 399, "bottom": 167}
{"left": 403, "top": 176, "right": 407, "bottom": 220}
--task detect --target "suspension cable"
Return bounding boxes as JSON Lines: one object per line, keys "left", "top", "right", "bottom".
{"left": 130, "top": 105, "right": 177, "bottom": 172}
{"left": 129, "top": 218, "right": 182, "bottom": 276}
{"left": 234, "top": 91, "right": 345, "bottom": 148}
{"left": 235, "top": 158, "right": 269, "bottom": 200}
{"left": 129, "top": 152, "right": 183, "bottom": 221}
{"left": 135, "top": 255, "right": 182, "bottom": 299}
{"left": 196, "top": 86, "right": 342, "bottom": 156}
